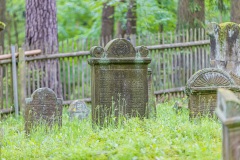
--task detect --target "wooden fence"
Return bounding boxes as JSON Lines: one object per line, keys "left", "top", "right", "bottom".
{"left": 0, "top": 28, "right": 210, "bottom": 114}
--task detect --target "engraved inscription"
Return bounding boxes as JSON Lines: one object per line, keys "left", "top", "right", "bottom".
{"left": 98, "top": 69, "right": 146, "bottom": 116}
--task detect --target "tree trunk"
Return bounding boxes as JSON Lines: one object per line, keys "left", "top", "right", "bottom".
{"left": 101, "top": 2, "right": 114, "bottom": 45}
{"left": 0, "top": 0, "right": 6, "bottom": 51}
{"left": 126, "top": 0, "right": 137, "bottom": 35}
{"left": 126, "top": 0, "right": 137, "bottom": 46}
{"left": 177, "top": 0, "right": 205, "bottom": 30}
{"left": 117, "top": 0, "right": 126, "bottom": 38}
{"left": 25, "top": 0, "right": 62, "bottom": 97}
{"left": 231, "top": 0, "right": 240, "bottom": 23}
{"left": 117, "top": 21, "right": 126, "bottom": 38}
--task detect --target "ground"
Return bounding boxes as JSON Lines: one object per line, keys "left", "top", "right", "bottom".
{"left": 0, "top": 99, "right": 221, "bottom": 160}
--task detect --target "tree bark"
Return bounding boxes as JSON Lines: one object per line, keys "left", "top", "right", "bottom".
{"left": 177, "top": 0, "right": 205, "bottom": 30}
{"left": 231, "top": 0, "right": 240, "bottom": 23}
{"left": 0, "top": 0, "right": 6, "bottom": 51}
{"left": 126, "top": 0, "right": 137, "bottom": 35}
{"left": 25, "top": 0, "right": 62, "bottom": 97}
{"left": 101, "top": 2, "right": 114, "bottom": 45}
{"left": 117, "top": 0, "right": 126, "bottom": 38}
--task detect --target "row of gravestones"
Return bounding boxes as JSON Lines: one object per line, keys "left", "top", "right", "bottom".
{"left": 186, "top": 22, "right": 240, "bottom": 118}
{"left": 24, "top": 22, "right": 240, "bottom": 159}
{"left": 185, "top": 22, "right": 240, "bottom": 160}
{"left": 25, "top": 38, "right": 156, "bottom": 133}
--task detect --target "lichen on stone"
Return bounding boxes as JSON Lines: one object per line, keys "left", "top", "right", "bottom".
{"left": 0, "top": 21, "right": 5, "bottom": 31}
{"left": 218, "top": 22, "right": 238, "bottom": 45}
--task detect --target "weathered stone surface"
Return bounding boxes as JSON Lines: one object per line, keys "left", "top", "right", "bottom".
{"left": 25, "top": 88, "right": 62, "bottom": 134}
{"left": 208, "top": 22, "right": 240, "bottom": 76}
{"left": 216, "top": 88, "right": 240, "bottom": 160}
{"left": 104, "top": 39, "right": 136, "bottom": 58}
{"left": 68, "top": 100, "right": 90, "bottom": 121}
{"left": 88, "top": 38, "right": 151, "bottom": 126}
{"left": 147, "top": 68, "right": 156, "bottom": 118}
{"left": 186, "top": 68, "right": 239, "bottom": 118}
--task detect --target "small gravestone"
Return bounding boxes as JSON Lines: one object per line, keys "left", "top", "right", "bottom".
{"left": 186, "top": 68, "right": 240, "bottom": 118}
{"left": 88, "top": 38, "right": 151, "bottom": 126}
{"left": 68, "top": 100, "right": 90, "bottom": 121}
{"left": 216, "top": 88, "right": 240, "bottom": 160}
{"left": 24, "top": 88, "right": 62, "bottom": 134}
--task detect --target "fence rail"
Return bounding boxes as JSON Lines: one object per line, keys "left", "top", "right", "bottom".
{"left": 0, "top": 28, "right": 211, "bottom": 115}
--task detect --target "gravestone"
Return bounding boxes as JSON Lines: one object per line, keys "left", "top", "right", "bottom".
{"left": 216, "top": 88, "right": 240, "bottom": 160}
{"left": 186, "top": 68, "right": 240, "bottom": 118}
{"left": 88, "top": 38, "right": 151, "bottom": 126}
{"left": 68, "top": 100, "right": 90, "bottom": 121}
{"left": 208, "top": 22, "right": 240, "bottom": 78}
{"left": 25, "top": 88, "right": 62, "bottom": 134}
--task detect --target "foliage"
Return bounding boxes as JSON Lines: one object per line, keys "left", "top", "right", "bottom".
{"left": 1, "top": 100, "right": 221, "bottom": 159}
{"left": 2, "top": 0, "right": 232, "bottom": 45}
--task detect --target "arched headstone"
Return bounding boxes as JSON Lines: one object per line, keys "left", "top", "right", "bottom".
{"left": 186, "top": 68, "right": 239, "bottom": 118}
{"left": 88, "top": 38, "right": 151, "bottom": 126}
{"left": 25, "top": 88, "right": 63, "bottom": 134}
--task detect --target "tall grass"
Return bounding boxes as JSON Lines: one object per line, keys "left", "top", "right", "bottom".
{"left": 0, "top": 100, "right": 221, "bottom": 160}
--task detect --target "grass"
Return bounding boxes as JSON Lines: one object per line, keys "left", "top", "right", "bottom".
{"left": 0, "top": 100, "right": 221, "bottom": 160}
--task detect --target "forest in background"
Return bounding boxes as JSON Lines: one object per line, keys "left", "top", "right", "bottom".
{"left": 0, "top": 0, "right": 233, "bottom": 47}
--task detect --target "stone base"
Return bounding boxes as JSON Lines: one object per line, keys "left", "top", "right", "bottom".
{"left": 189, "top": 88, "right": 240, "bottom": 119}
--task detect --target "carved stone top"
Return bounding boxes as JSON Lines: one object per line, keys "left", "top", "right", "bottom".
{"left": 89, "top": 38, "right": 149, "bottom": 59}
{"left": 230, "top": 71, "right": 240, "bottom": 86}
{"left": 26, "top": 87, "right": 62, "bottom": 105}
{"left": 208, "top": 22, "right": 240, "bottom": 61}
{"left": 105, "top": 38, "right": 136, "bottom": 57}
{"left": 186, "top": 68, "right": 235, "bottom": 95}
{"left": 90, "top": 46, "right": 104, "bottom": 58}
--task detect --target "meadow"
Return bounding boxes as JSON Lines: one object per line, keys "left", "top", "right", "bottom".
{"left": 0, "top": 100, "right": 221, "bottom": 160}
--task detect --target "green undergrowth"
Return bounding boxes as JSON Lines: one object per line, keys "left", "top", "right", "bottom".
{"left": 0, "top": 100, "right": 221, "bottom": 160}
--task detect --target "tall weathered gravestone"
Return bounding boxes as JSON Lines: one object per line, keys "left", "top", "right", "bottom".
{"left": 208, "top": 22, "right": 240, "bottom": 80}
{"left": 216, "top": 88, "right": 240, "bottom": 160}
{"left": 25, "top": 88, "right": 63, "bottom": 134}
{"left": 186, "top": 68, "right": 240, "bottom": 118}
{"left": 88, "top": 38, "right": 151, "bottom": 126}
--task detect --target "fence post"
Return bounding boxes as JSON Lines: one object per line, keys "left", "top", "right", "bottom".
{"left": 18, "top": 48, "right": 26, "bottom": 115}
{"left": 11, "top": 46, "right": 19, "bottom": 116}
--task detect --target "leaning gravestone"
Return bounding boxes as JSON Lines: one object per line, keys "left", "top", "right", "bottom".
{"left": 186, "top": 68, "right": 240, "bottom": 118}
{"left": 25, "top": 88, "right": 63, "bottom": 134}
{"left": 216, "top": 88, "right": 240, "bottom": 160}
{"left": 208, "top": 22, "right": 240, "bottom": 82}
{"left": 88, "top": 38, "right": 151, "bottom": 126}
{"left": 68, "top": 100, "right": 90, "bottom": 121}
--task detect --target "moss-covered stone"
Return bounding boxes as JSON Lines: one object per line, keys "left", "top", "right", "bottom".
{"left": 218, "top": 22, "right": 239, "bottom": 45}
{"left": 0, "top": 21, "right": 5, "bottom": 31}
